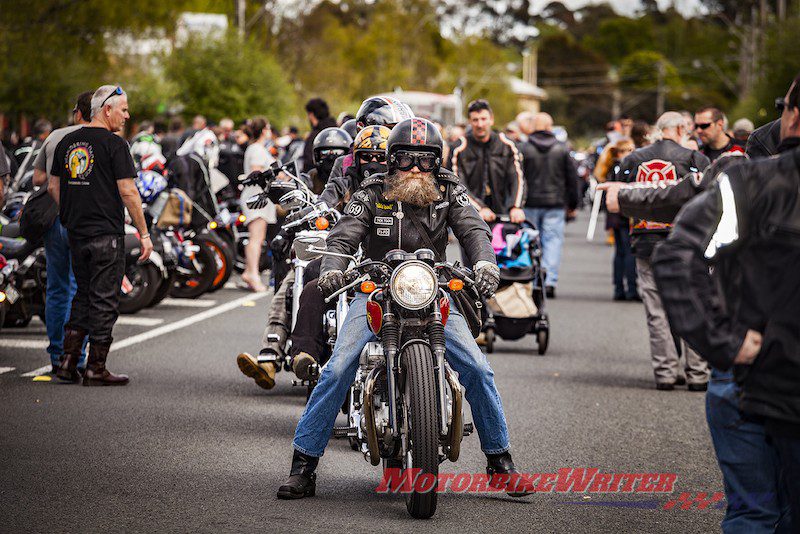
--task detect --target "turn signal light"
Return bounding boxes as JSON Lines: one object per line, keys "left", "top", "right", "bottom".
{"left": 0, "top": 292, "right": 6, "bottom": 303}
{"left": 238, "top": 214, "right": 247, "bottom": 224}
{"left": 360, "top": 280, "right": 376, "bottom": 293}
{"left": 448, "top": 278, "right": 464, "bottom": 291}
{"left": 439, "top": 296, "right": 450, "bottom": 326}
{"left": 315, "top": 217, "right": 329, "bottom": 230}
{"left": 208, "top": 221, "right": 218, "bottom": 230}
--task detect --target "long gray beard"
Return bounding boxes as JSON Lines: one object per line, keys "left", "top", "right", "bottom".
{"left": 384, "top": 170, "right": 440, "bottom": 207}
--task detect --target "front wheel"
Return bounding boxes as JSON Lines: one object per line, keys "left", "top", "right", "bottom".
{"left": 402, "top": 343, "right": 439, "bottom": 519}
{"left": 119, "top": 264, "right": 159, "bottom": 314}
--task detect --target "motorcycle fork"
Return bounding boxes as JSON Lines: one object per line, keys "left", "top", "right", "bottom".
{"left": 382, "top": 312, "right": 400, "bottom": 438}
{"left": 291, "top": 262, "right": 306, "bottom": 332}
{"left": 427, "top": 314, "right": 449, "bottom": 437}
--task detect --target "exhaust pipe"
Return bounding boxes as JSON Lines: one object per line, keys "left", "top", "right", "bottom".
{"left": 362, "top": 365, "right": 385, "bottom": 466}
{"left": 445, "top": 365, "right": 464, "bottom": 462}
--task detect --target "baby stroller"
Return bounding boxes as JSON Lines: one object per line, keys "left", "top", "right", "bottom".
{"left": 482, "top": 217, "right": 550, "bottom": 355}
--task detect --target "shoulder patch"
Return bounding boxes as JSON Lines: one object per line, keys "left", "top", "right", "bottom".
{"left": 345, "top": 202, "right": 364, "bottom": 217}
{"left": 352, "top": 190, "right": 370, "bottom": 203}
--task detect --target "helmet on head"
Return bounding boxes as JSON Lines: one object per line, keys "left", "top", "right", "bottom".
{"left": 312, "top": 127, "right": 352, "bottom": 166}
{"left": 386, "top": 118, "right": 444, "bottom": 174}
{"left": 356, "top": 97, "right": 413, "bottom": 129}
{"left": 341, "top": 119, "right": 358, "bottom": 142}
{"left": 352, "top": 125, "right": 391, "bottom": 179}
{"left": 130, "top": 133, "right": 163, "bottom": 168}
{"left": 140, "top": 152, "right": 166, "bottom": 174}
{"left": 136, "top": 170, "right": 168, "bottom": 204}
{"left": 177, "top": 129, "right": 219, "bottom": 167}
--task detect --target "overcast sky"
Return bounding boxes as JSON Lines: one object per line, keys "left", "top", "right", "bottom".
{"left": 543, "top": 0, "right": 704, "bottom": 17}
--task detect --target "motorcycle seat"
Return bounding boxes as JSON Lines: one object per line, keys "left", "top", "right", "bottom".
{"left": 0, "top": 236, "right": 37, "bottom": 260}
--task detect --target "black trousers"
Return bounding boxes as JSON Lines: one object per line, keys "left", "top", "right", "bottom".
{"left": 66, "top": 234, "right": 125, "bottom": 345}
{"left": 289, "top": 277, "right": 331, "bottom": 362}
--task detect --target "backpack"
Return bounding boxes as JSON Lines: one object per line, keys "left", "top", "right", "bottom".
{"left": 19, "top": 187, "right": 58, "bottom": 242}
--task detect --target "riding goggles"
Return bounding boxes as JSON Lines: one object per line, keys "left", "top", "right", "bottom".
{"left": 390, "top": 150, "right": 439, "bottom": 172}
{"left": 317, "top": 148, "right": 347, "bottom": 160}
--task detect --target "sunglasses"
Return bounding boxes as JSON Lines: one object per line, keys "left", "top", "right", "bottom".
{"left": 100, "top": 86, "right": 124, "bottom": 108}
{"left": 694, "top": 122, "right": 712, "bottom": 130}
{"left": 358, "top": 151, "right": 387, "bottom": 164}
{"left": 391, "top": 150, "right": 439, "bottom": 172}
{"left": 776, "top": 98, "right": 788, "bottom": 114}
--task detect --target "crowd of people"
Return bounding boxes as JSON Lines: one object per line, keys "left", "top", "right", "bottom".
{"left": 2, "top": 72, "right": 800, "bottom": 531}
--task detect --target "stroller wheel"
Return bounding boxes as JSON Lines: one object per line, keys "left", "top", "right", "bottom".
{"left": 484, "top": 328, "right": 495, "bottom": 353}
{"left": 536, "top": 329, "right": 549, "bottom": 356}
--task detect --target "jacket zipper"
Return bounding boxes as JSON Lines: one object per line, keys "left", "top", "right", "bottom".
{"left": 397, "top": 201, "right": 403, "bottom": 248}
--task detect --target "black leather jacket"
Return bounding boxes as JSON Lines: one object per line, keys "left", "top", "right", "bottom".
{"left": 618, "top": 153, "right": 745, "bottom": 224}
{"left": 449, "top": 131, "right": 525, "bottom": 214}
{"left": 745, "top": 119, "right": 781, "bottom": 160}
{"left": 321, "top": 169, "right": 495, "bottom": 273}
{"left": 519, "top": 131, "right": 579, "bottom": 210}
{"left": 652, "top": 141, "right": 800, "bottom": 425}
{"left": 617, "top": 139, "right": 710, "bottom": 258}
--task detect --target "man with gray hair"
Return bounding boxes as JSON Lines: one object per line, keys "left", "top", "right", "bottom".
{"left": 616, "top": 111, "right": 710, "bottom": 391}
{"left": 48, "top": 84, "right": 152, "bottom": 386}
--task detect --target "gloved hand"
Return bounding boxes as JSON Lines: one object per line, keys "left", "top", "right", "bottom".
{"left": 270, "top": 230, "right": 293, "bottom": 261}
{"left": 318, "top": 270, "right": 346, "bottom": 299}
{"left": 473, "top": 261, "right": 500, "bottom": 298}
{"left": 246, "top": 191, "right": 271, "bottom": 210}
{"left": 286, "top": 206, "right": 313, "bottom": 224}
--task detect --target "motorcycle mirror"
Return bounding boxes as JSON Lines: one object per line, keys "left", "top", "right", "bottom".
{"left": 279, "top": 190, "right": 305, "bottom": 209}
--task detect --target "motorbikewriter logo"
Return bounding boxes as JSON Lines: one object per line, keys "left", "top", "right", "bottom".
{"left": 66, "top": 142, "right": 94, "bottom": 181}
{"left": 376, "top": 468, "right": 677, "bottom": 495}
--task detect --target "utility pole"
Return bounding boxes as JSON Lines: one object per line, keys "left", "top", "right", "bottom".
{"left": 236, "top": 0, "right": 246, "bottom": 36}
{"left": 777, "top": 0, "right": 786, "bottom": 20}
{"left": 656, "top": 61, "right": 665, "bottom": 117}
{"left": 609, "top": 68, "right": 621, "bottom": 119}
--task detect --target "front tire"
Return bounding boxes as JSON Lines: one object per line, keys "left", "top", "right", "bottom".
{"left": 402, "top": 343, "right": 439, "bottom": 519}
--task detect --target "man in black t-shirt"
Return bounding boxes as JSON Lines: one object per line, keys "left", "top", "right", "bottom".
{"left": 694, "top": 107, "right": 746, "bottom": 162}
{"left": 49, "top": 84, "right": 152, "bottom": 386}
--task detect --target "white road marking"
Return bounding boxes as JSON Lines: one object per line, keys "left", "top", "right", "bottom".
{"left": 0, "top": 367, "right": 15, "bottom": 375}
{"left": 160, "top": 298, "right": 217, "bottom": 308}
{"left": 0, "top": 339, "right": 49, "bottom": 350}
{"left": 115, "top": 316, "right": 165, "bottom": 327}
{"left": 17, "top": 292, "right": 269, "bottom": 378}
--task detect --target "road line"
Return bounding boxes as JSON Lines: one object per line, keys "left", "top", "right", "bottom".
{"left": 116, "top": 316, "right": 165, "bottom": 327}
{"left": 160, "top": 298, "right": 217, "bottom": 308}
{"left": 18, "top": 293, "right": 269, "bottom": 378}
{"left": 0, "top": 339, "right": 49, "bottom": 350}
{"left": 0, "top": 367, "right": 15, "bottom": 375}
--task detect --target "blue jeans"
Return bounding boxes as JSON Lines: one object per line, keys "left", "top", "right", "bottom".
{"left": 706, "top": 369, "right": 791, "bottom": 533}
{"left": 612, "top": 227, "right": 637, "bottom": 298}
{"left": 293, "top": 294, "right": 510, "bottom": 457}
{"left": 44, "top": 220, "right": 87, "bottom": 368}
{"left": 523, "top": 207, "right": 565, "bottom": 287}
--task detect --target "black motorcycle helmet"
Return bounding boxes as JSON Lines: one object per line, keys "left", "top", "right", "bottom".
{"left": 386, "top": 118, "right": 444, "bottom": 175}
{"left": 356, "top": 96, "right": 414, "bottom": 129}
{"left": 312, "top": 127, "right": 352, "bottom": 166}
{"left": 352, "top": 125, "right": 391, "bottom": 180}
{"left": 341, "top": 119, "right": 358, "bottom": 142}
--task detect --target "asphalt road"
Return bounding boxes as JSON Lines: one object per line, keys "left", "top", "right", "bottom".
{"left": 0, "top": 216, "right": 725, "bottom": 533}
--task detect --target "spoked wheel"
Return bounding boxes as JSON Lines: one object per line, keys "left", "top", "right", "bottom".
{"left": 202, "top": 234, "right": 234, "bottom": 292}
{"left": 170, "top": 241, "right": 216, "bottom": 298}
{"left": 401, "top": 343, "right": 439, "bottom": 519}
{"left": 119, "top": 264, "right": 159, "bottom": 314}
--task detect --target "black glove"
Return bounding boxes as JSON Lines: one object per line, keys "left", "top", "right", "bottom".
{"left": 246, "top": 191, "right": 271, "bottom": 210}
{"left": 318, "top": 270, "right": 346, "bottom": 299}
{"left": 474, "top": 261, "right": 500, "bottom": 298}
{"left": 270, "top": 230, "right": 293, "bottom": 261}
{"left": 286, "top": 206, "right": 313, "bottom": 224}
{"left": 240, "top": 170, "right": 268, "bottom": 189}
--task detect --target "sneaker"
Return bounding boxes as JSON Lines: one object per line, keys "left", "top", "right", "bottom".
{"left": 545, "top": 286, "right": 556, "bottom": 299}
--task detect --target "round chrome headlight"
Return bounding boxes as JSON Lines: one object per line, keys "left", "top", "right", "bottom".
{"left": 389, "top": 261, "right": 438, "bottom": 310}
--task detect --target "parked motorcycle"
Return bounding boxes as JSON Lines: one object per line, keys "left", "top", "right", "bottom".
{"left": 306, "top": 244, "right": 476, "bottom": 519}
{"left": 0, "top": 234, "right": 46, "bottom": 327}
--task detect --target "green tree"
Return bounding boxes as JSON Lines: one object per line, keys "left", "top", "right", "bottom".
{"left": 166, "top": 33, "right": 295, "bottom": 125}
{"left": 584, "top": 17, "right": 656, "bottom": 66}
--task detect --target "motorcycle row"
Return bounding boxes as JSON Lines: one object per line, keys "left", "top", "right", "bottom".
{"left": 0, "top": 136, "right": 262, "bottom": 330}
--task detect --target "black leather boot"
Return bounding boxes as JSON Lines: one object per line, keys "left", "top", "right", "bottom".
{"left": 277, "top": 450, "right": 318, "bottom": 499}
{"left": 486, "top": 451, "right": 533, "bottom": 497}
{"left": 56, "top": 327, "right": 87, "bottom": 383}
{"left": 83, "top": 343, "right": 129, "bottom": 386}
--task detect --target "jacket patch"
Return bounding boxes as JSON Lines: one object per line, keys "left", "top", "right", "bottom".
{"left": 377, "top": 228, "right": 390, "bottom": 236}
{"left": 434, "top": 201, "right": 449, "bottom": 210}
{"left": 374, "top": 216, "right": 393, "bottom": 226}
{"left": 456, "top": 193, "right": 470, "bottom": 207}
{"left": 376, "top": 201, "right": 394, "bottom": 210}
{"left": 345, "top": 203, "right": 364, "bottom": 217}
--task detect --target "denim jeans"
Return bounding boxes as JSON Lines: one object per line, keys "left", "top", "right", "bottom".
{"left": 44, "top": 220, "right": 86, "bottom": 368}
{"left": 767, "top": 429, "right": 800, "bottom": 532}
{"left": 706, "top": 369, "right": 791, "bottom": 533}
{"left": 293, "top": 293, "right": 510, "bottom": 457}
{"left": 612, "top": 227, "right": 637, "bottom": 298}
{"left": 523, "top": 207, "right": 565, "bottom": 287}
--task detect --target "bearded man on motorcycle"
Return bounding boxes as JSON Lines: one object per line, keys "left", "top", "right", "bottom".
{"left": 278, "top": 117, "right": 530, "bottom": 500}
